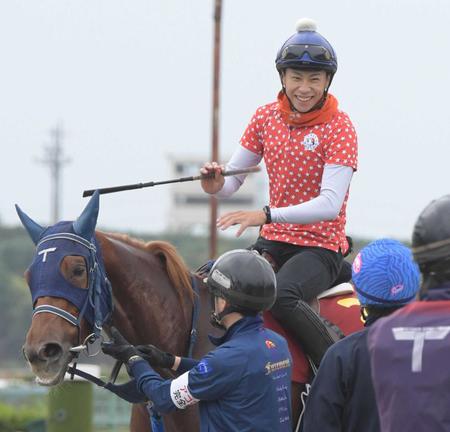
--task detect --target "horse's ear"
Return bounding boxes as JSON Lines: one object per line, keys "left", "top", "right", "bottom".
{"left": 15, "top": 204, "right": 45, "bottom": 245}
{"left": 73, "top": 190, "right": 100, "bottom": 240}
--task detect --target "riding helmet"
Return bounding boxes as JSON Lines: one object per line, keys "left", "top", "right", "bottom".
{"left": 412, "top": 194, "right": 450, "bottom": 274}
{"left": 275, "top": 18, "right": 337, "bottom": 76}
{"left": 206, "top": 249, "right": 277, "bottom": 312}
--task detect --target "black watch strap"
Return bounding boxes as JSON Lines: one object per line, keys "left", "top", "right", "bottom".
{"left": 263, "top": 206, "right": 272, "bottom": 224}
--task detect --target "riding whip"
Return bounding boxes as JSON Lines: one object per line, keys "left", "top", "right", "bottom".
{"left": 82, "top": 165, "right": 261, "bottom": 197}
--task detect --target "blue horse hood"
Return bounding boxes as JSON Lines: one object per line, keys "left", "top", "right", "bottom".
{"left": 29, "top": 221, "right": 112, "bottom": 328}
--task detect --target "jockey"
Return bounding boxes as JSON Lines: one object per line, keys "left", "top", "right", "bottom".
{"left": 302, "top": 239, "right": 420, "bottom": 432}
{"left": 368, "top": 195, "right": 450, "bottom": 431}
{"left": 200, "top": 18, "right": 358, "bottom": 367}
{"left": 102, "top": 249, "right": 292, "bottom": 432}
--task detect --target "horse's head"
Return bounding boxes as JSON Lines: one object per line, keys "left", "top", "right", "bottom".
{"left": 16, "top": 191, "right": 113, "bottom": 386}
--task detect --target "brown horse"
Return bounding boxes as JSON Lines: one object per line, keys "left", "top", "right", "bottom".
{"left": 17, "top": 192, "right": 362, "bottom": 431}
{"left": 17, "top": 192, "right": 221, "bottom": 431}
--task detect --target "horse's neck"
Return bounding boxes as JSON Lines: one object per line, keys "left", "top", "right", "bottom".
{"left": 191, "top": 276, "right": 222, "bottom": 358}
{"left": 98, "top": 233, "right": 193, "bottom": 355}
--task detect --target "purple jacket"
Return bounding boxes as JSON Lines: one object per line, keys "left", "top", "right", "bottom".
{"left": 368, "top": 289, "right": 450, "bottom": 432}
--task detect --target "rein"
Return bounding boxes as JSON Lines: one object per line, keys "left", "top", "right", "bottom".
{"left": 66, "top": 274, "right": 202, "bottom": 402}
{"left": 187, "top": 275, "right": 201, "bottom": 358}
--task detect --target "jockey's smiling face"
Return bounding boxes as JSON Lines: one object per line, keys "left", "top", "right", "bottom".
{"left": 282, "top": 68, "right": 330, "bottom": 113}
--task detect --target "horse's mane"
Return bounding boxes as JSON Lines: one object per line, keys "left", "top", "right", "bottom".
{"left": 104, "top": 232, "right": 193, "bottom": 303}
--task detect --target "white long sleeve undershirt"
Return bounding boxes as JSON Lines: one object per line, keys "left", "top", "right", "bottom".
{"left": 215, "top": 146, "right": 353, "bottom": 224}
{"left": 214, "top": 147, "right": 262, "bottom": 198}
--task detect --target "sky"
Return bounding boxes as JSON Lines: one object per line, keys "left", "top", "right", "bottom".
{"left": 1, "top": 0, "right": 449, "bottom": 241}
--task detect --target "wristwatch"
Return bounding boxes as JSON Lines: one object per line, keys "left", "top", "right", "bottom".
{"left": 262, "top": 206, "right": 272, "bottom": 224}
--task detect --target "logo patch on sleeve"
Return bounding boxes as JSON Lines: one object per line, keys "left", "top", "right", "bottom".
{"left": 170, "top": 371, "right": 199, "bottom": 409}
{"left": 194, "top": 360, "right": 212, "bottom": 375}
{"left": 265, "top": 340, "right": 276, "bottom": 349}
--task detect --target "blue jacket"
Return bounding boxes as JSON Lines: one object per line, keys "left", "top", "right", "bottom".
{"left": 302, "top": 327, "right": 380, "bottom": 432}
{"left": 130, "top": 315, "right": 292, "bottom": 432}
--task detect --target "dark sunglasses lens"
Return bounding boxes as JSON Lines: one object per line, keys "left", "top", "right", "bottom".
{"left": 282, "top": 45, "right": 331, "bottom": 62}
{"left": 309, "top": 46, "right": 331, "bottom": 61}
{"left": 282, "top": 46, "right": 305, "bottom": 60}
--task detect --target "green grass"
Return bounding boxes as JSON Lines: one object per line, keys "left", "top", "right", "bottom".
{"left": 0, "top": 401, "right": 47, "bottom": 431}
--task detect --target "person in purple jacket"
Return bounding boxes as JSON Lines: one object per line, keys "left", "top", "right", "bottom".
{"left": 302, "top": 239, "right": 420, "bottom": 432}
{"left": 368, "top": 194, "right": 450, "bottom": 432}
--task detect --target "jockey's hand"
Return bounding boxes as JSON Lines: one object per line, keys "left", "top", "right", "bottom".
{"left": 200, "top": 161, "right": 225, "bottom": 194}
{"left": 217, "top": 210, "right": 266, "bottom": 237}
{"left": 135, "top": 344, "right": 175, "bottom": 369}
{"left": 101, "top": 327, "right": 139, "bottom": 363}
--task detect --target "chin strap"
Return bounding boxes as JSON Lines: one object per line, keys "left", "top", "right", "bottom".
{"left": 210, "top": 303, "right": 252, "bottom": 330}
{"left": 210, "top": 311, "right": 226, "bottom": 330}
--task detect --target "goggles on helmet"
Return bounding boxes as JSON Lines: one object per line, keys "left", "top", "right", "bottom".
{"left": 281, "top": 44, "right": 332, "bottom": 63}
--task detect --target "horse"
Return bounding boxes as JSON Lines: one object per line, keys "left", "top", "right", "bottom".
{"left": 17, "top": 191, "right": 362, "bottom": 431}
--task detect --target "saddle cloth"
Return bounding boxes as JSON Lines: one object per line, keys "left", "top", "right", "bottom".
{"left": 264, "top": 283, "right": 364, "bottom": 383}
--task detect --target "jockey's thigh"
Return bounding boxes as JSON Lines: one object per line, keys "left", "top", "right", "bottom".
{"left": 275, "top": 247, "right": 343, "bottom": 304}
{"left": 251, "top": 236, "right": 306, "bottom": 267}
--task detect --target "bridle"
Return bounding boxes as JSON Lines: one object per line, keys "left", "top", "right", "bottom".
{"left": 32, "top": 231, "right": 113, "bottom": 358}
{"left": 29, "top": 229, "right": 201, "bottom": 403}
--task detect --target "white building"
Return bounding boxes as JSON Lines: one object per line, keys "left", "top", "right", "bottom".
{"left": 167, "top": 155, "right": 267, "bottom": 234}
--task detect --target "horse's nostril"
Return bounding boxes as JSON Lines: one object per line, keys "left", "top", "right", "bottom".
{"left": 24, "top": 346, "right": 38, "bottom": 364}
{"left": 39, "top": 343, "right": 63, "bottom": 361}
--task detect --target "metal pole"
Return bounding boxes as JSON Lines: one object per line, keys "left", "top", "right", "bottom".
{"left": 210, "top": 0, "right": 222, "bottom": 259}
{"left": 50, "top": 125, "right": 62, "bottom": 223}
{"left": 37, "top": 123, "right": 70, "bottom": 224}
{"left": 48, "top": 381, "right": 93, "bottom": 432}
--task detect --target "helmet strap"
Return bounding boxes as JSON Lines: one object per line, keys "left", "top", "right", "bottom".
{"left": 209, "top": 295, "right": 231, "bottom": 329}
{"left": 421, "top": 267, "right": 450, "bottom": 295}
{"left": 209, "top": 299, "right": 254, "bottom": 329}
{"left": 210, "top": 310, "right": 226, "bottom": 330}
{"left": 209, "top": 304, "right": 235, "bottom": 330}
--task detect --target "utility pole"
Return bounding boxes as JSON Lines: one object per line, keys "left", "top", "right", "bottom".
{"left": 209, "top": 0, "right": 222, "bottom": 259}
{"left": 38, "top": 124, "right": 71, "bottom": 224}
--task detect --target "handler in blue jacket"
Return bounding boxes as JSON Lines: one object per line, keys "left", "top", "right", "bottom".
{"left": 302, "top": 239, "right": 420, "bottom": 432}
{"left": 102, "top": 249, "right": 292, "bottom": 432}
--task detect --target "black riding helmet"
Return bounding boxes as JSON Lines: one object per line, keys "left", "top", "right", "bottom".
{"left": 206, "top": 250, "right": 277, "bottom": 324}
{"left": 412, "top": 194, "right": 450, "bottom": 277}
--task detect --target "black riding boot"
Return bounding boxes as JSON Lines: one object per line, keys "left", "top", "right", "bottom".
{"left": 271, "top": 298, "right": 342, "bottom": 369}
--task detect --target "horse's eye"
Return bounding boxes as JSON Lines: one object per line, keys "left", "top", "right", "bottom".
{"left": 73, "top": 266, "right": 86, "bottom": 277}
